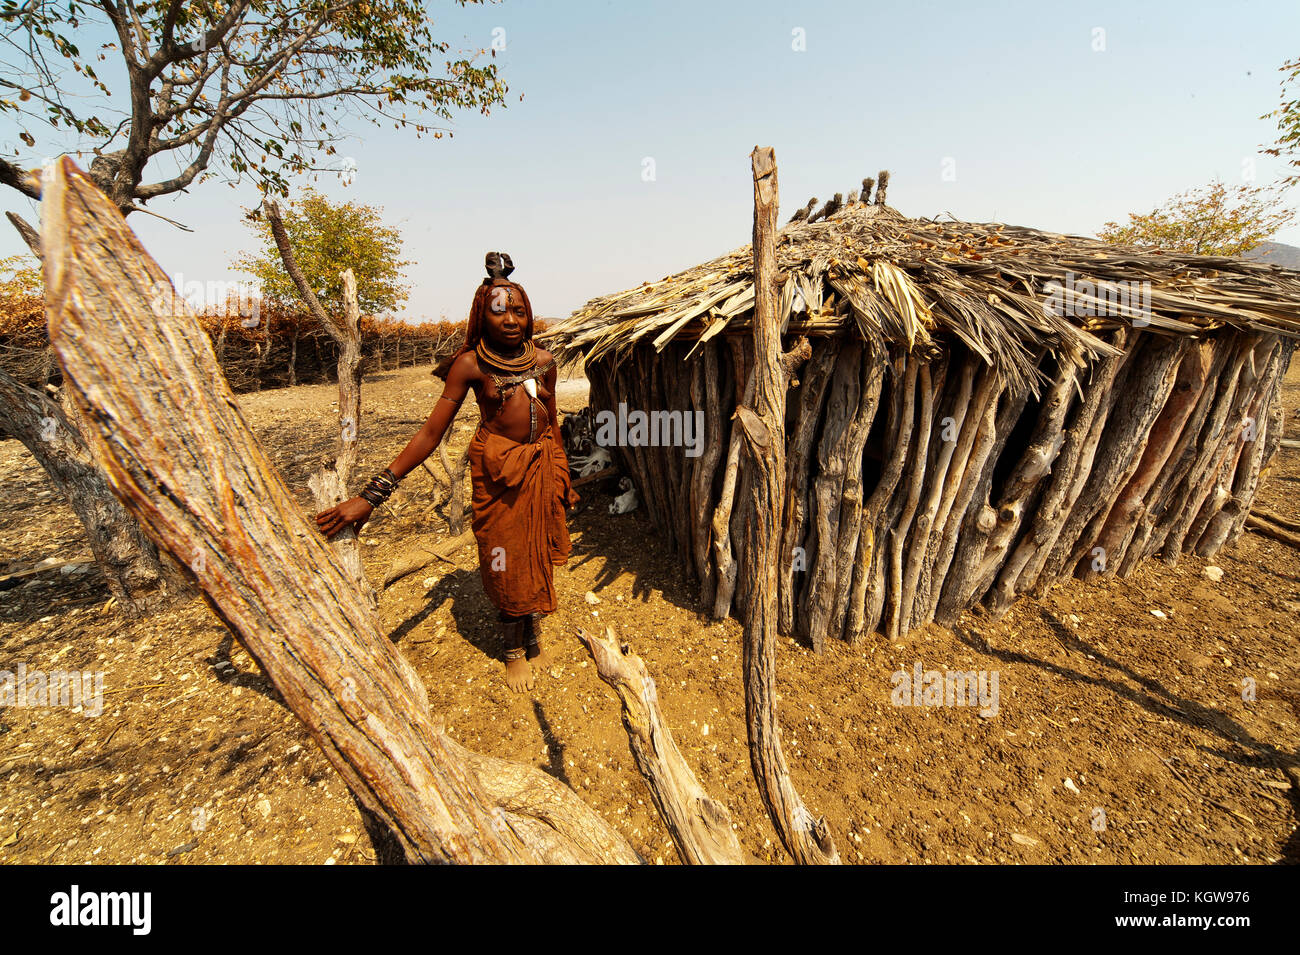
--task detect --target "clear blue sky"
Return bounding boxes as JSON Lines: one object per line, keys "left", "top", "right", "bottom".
{"left": 4, "top": 0, "right": 1299, "bottom": 322}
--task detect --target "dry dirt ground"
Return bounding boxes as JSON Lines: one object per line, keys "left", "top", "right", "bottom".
{"left": 1, "top": 361, "right": 1297, "bottom": 865}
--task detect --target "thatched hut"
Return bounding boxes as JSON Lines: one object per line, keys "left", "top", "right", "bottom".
{"left": 544, "top": 181, "right": 1300, "bottom": 648}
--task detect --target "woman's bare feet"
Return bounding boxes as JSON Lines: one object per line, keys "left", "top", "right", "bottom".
{"left": 502, "top": 617, "right": 534, "bottom": 692}
{"left": 504, "top": 655, "right": 534, "bottom": 692}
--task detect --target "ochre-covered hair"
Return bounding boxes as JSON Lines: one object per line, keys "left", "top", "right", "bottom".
{"left": 433, "top": 269, "right": 534, "bottom": 380}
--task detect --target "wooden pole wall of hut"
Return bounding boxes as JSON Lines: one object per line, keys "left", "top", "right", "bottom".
{"left": 736, "top": 146, "right": 838, "bottom": 864}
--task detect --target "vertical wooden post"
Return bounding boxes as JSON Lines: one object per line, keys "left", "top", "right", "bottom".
{"left": 736, "top": 146, "right": 839, "bottom": 864}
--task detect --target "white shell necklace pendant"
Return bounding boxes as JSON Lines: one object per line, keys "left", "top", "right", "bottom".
{"left": 523, "top": 377, "right": 538, "bottom": 399}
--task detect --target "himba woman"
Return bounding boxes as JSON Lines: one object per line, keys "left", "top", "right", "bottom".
{"left": 315, "top": 252, "right": 579, "bottom": 692}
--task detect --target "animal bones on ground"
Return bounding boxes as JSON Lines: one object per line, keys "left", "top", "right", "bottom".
{"left": 609, "top": 476, "right": 639, "bottom": 514}
{"left": 570, "top": 446, "right": 612, "bottom": 476}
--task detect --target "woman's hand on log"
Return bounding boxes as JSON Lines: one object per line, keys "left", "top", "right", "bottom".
{"left": 316, "top": 497, "right": 374, "bottom": 539}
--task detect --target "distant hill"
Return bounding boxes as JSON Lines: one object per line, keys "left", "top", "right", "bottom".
{"left": 1242, "top": 241, "right": 1300, "bottom": 269}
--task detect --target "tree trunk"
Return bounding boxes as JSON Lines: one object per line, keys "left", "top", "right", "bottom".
{"left": 689, "top": 341, "right": 723, "bottom": 606}
{"left": 801, "top": 340, "right": 863, "bottom": 648}
{"left": 3, "top": 208, "right": 192, "bottom": 617}
{"left": 778, "top": 341, "right": 838, "bottom": 634}
{"left": 576, "top": 626, "right": 748, "bottom": 864}
{"left": 0, "top": 369, "right": 195, "bottom": 615}
{"left": 736, "top": 147, "right": 838, "bottom": 864}
{"left": 41, "top": 156, "right": 651, "bottom": 865}
{"left": 288, "top": 319, "right": 300, "bottom": 388}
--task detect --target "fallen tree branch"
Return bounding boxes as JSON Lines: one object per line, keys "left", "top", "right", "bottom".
{"left": 576, "top": 626, "right": 748, "bottom": 864}
{"left": 1246, "top": 514, "right": 1300, "bottom": 549}
{"left": 382, "top": 526, "right": 475, "bottom": 588}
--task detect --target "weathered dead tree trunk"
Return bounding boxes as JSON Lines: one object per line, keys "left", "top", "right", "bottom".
{"left": 3, "top": 211, "right": 192, "bottom": 616}
{"left": 828, "top": 342, "right": 885, "bottom": 643}
{"left": 287, "top": 317, "right": 300, "bottom": 388}
{"left": 0, "top": 368, "right": 194, "bottom": 613}
{"left": 801, "top": 340, "right": 863, "bottom": 648}
{"left": 736, "top": 147, "right": 838, "bottom": 864}
{"left": 778, "top": 341, "right": 838, "bottom": 635}
{"left": 851, "top": 355, "right": 917, "bottom": 640}
{"left": 265, "top": 201, "right": 374, "bottom": 613}
{"left": 690, "top": 341, "right": 724, "bottom": 607}
{"left": 576, "top": 626, "right": 748, "bottom": 864}
{"left": 42, "top": 157, "right": 645, "bottom": 865}
{"left": 440, "top": 441, "right": 470, "bottom": 537}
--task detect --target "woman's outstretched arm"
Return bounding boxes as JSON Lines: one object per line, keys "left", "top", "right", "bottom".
{"left": 314, "top": 354, "right": 475, "bottom": 539}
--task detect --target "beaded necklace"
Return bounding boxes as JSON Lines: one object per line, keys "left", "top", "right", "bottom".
{"left": 475, "top": 338, "right": 535, "bottom": 374}
{"left": 476, "top": 339, "right": 551, "bottom": 443}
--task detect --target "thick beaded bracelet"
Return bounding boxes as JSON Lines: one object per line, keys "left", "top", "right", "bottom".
{"left": 359, "top": 468, "right": 401, "bottom": 508}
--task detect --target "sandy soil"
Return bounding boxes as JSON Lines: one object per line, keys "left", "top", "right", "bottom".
{"left": 0, "top": 360, "right": 1296, "bottom": 865}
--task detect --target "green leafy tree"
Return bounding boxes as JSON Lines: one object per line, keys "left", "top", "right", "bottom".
{"left": 1098, "top": 180, "right": 1295, "bottom": 256}
{"left": 236, "top": 188, "right": 410, "bottom": 315}
{"left": 0, "top": 1, "right": 508, "bottom": 214}
{"left": 1262, "top": 57, "right": 1300, "bottom": 188}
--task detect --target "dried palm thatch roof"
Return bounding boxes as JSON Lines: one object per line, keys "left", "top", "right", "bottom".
{"left": 544, "top": 198, "right": 1300, "bottom": 396}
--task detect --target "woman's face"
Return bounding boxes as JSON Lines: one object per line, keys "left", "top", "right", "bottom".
{"left": 484, "top": 283, "right": 528, "bottom": 349}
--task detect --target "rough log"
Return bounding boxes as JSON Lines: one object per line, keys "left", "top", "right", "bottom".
{"left": 1040, "top": 335, "right": 1187, "bottom": 583}
{"left": 855, "top": 356, "right": 918, "bottom": 641}
{"left": 934, "top": 376, "right": 1033, "bottom": 625}
{"left": 1159, "top": 336, "right": 1260, "bottom": 561}
{"left": 778, "top": 341, "right": 839, "bottom": 635}
{"left": 960, "top": 352, "right": 1078, "bottom": 615}
{"left": 900, "top": 354, "right": 969, "bottom": 632}
{"left": 576, "top": 626, "right": 748, "bottom": 864}
{"left": 828, "top": 341, "right": 885, "bottom": 643}
{"left": 737, "top": 146, "right": 838, "bottom": 864}
{"left": 689, "top": 342, "right": 723, "bottom": 604}
{"left": 887, "top": 362, "right": 936, "bottom": 640}
{"left": 1245, "top": 514, "right": 1300, "bottom": 548}
{"left": 1096, "top": 341, "right": 1211, "bottom": 574}
{"left": 802, "top": 340, "right": 864, "bottom": 649}
{"left": 710, "top": 345, "right": 756, "bottom": 620}
{"left": 1229, "top": 339, "right": 1294, "bottom": 547}
{"left": 1195, "top": 341, "right": 1283, "bottom": 556}
{"left": 1117, "top": 337, "right": 1235, "bottom": 575}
